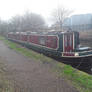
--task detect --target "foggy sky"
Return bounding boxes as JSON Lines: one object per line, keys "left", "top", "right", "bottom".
{"left": 0, "top": 0, "right": 92, "bottom": 22}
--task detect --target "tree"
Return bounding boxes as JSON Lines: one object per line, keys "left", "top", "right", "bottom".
{"left": 0, "top": 20, "right": 9, "bottom": 35}
{"left": 21, "top": 12, "right": 46, "bottom": 32}
{"left": 9, "top": 15, "right": 22, "bottom": 32}
{"left": 52, "top": 6, "right": 72, "bottom": 31}
{"left": 0, "top": 12, "right": 46, "bottom": 35}
{"left": 8, "top": 12, "right": 46, "bottom": 32}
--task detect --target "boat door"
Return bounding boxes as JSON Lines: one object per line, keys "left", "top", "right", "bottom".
{"left": 63, "top": 33, "right": 74, "bottom": 52}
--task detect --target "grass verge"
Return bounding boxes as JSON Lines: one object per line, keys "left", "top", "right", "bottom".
{"left": 0, "top": 36, "right": 92, "bottom": 92}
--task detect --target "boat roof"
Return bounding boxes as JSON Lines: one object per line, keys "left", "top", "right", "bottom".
{"left": 8, "top": 31, "right": 78, "bottom": 35}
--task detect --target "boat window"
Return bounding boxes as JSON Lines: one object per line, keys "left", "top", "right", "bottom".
{"left": 70, "top": 35, "right": 72, "bottom": 46}
{"left": 39, "top": 36, "right": 46, "bottom": 46}
{"left": 65, "top": 35, "right": 67, "bottom": 47}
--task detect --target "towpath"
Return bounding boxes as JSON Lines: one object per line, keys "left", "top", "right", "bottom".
{"left": 0, "top": 40, "right": 79, "bottom": 92}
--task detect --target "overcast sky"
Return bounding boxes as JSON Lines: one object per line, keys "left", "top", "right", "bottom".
{"left": 0, "top": 0, "right": 92, "bottom": 21}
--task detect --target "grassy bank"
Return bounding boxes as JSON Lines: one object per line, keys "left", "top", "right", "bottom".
{"left": 1, "top": 36, "right": 92, "bottom": 92}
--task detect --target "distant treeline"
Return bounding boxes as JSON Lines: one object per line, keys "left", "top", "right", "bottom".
{"left": 0, "top": 12, "right": 47, "bottom": 35}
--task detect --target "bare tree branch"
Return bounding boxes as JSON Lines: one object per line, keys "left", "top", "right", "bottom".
{"left": 51, "top": 6, "right": 73, "bottom": 31}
